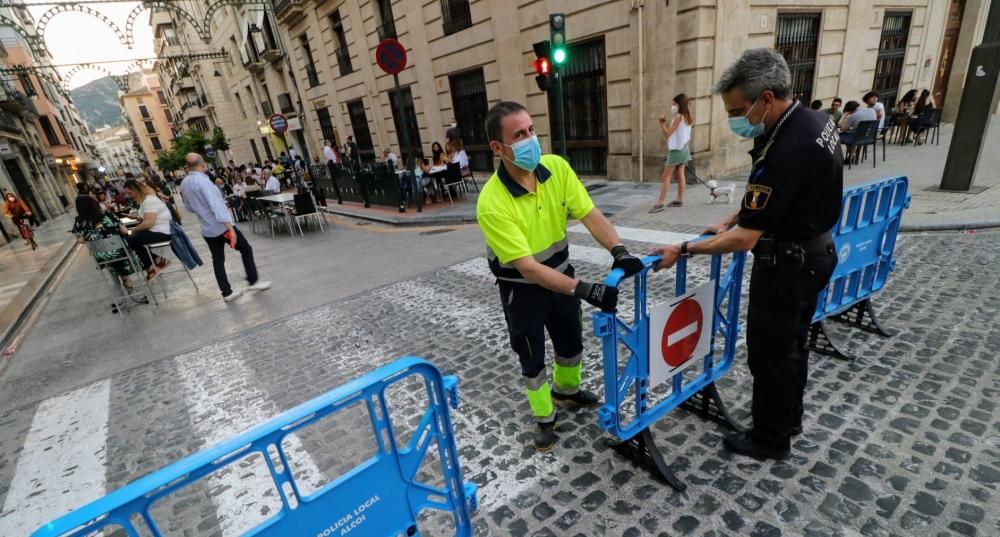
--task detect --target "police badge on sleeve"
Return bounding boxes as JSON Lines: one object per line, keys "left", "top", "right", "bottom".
{"left": 743, "top": 184, "right": 772, "bottom": 210}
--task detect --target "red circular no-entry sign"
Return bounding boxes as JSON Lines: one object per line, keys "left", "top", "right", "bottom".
{"left": 376, "top": 38, "right": 407, "bottom": 75}
{"left": 660, "top": 298, "right": 703, "bottom": 367}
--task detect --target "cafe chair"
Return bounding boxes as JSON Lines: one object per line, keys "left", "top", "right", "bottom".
{"left": 290, "top": 192, "right": 325, "bottom": 236}
{"left": 143, "top": 241, "right": 199, "bottom": 298}
{"left": 85, "top": 235, "right": 158, "bottom": 316}
{"left": 442, "top": 163, "right": 467, "bottom": 205}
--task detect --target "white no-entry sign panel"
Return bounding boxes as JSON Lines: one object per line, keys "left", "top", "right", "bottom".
{"left": 649, "top": 280, "right": 715, "bottom": 389}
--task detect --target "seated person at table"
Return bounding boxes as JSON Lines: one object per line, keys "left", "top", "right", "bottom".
{"left": 215, "top": 177, "right": 234, "bottom": 197}
{"left": 430, "top": 141, "right": 447, "bottom": 166}
{"left": 262, "top": 169, "right": 281, "bottom": 194}
{"left": 824, "top": 97, "right": 843, "bottom": 124}
{"left": 121, "top": 179, "right": 172, "bottom": 280}
{"left": 896, "top": 89, "right": 917, "bottom": 115}
{"left": 96, "top": 190, "right": 115, "bottom": 213}
{"left": 909, "top": 89, "right": 936, "bottom": 144}
{"left": 809, "top": 99, "right": 823, "bottom": 110}
{"left": 72, "top": 193, "right": 137, "bottom": 291}
{"left": 447, "top": 138, "right": 471, "bottom": 176}
{"left": 230, "top": 176, "right": 248, "bottom": 220}
{"left": 837, "top": 100, "right": 876, "bottom": 144}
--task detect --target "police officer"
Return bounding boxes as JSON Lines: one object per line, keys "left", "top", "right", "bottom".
{"left": 653, "top": 48, "right": 841, "bottom": 459}
{"left": 477, "top": 101, "right": 644, "bottom": 451}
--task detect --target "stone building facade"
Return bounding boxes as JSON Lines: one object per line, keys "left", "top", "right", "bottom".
{"left": 120, "top": 70, "right": 175, "bottom": 170}
{"left": 154, "top": 0, "right": 996, "bottom": 181}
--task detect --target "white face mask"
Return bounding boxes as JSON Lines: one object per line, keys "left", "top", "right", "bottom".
{"left": 671, "top": 105, "right": 679, "bottom": 115}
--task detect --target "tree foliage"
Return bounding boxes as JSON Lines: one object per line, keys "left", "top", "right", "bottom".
{"left": 154, "top": 129, "right": 209, "bottom": 171}
{"left": 211, "top": 126, "right": 230, "bottom": 152}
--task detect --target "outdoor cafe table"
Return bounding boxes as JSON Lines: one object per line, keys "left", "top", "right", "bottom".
{"left": 257, "top": 193, "right": 297, "bottom": 235}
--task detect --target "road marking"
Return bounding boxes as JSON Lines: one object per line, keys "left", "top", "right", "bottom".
{"left": 568, "top": 224, "right": 696, "bottom": 246}
{"left": 176, "top": 353, "right": 326, "bottom": 537}
{"left": 0, "top": 380, "right": 110, "bottom": 535}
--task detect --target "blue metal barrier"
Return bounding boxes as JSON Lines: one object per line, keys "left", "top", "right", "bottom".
{"left": 592, "top": 243, "right": 747, "bottom": 490}
{"left": 33, "top": 357, "right": 478, "bottom": 537}
{"left": 808, "top": 176, "right": 910, "bottom": 359}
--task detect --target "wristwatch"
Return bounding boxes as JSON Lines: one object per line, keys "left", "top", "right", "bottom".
{"left": 680, "top": 241, "right": 691, "bottom": 257}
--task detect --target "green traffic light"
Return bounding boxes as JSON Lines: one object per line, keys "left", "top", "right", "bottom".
{"left": 553, "top": 47, "right": 567, "bottom": 64}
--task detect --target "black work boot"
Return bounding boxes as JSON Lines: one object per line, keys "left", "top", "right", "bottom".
{"left": 722, "top": 430, "right": 790, "bottom": 460}
{"left": 552, "top": 389, "right": 600, "bottom": 408}
{"left": 533, "top": 421, "right": 557, "bottom": 451}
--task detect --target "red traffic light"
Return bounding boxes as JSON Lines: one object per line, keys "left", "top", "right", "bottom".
{"left": 533, "top": 57, "right": 551, "bottom": 76}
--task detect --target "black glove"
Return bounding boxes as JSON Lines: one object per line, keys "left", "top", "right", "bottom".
{"left": 574, "top": 281, "right": 619, "bottom": 312}
{"left": 611, "top": 245, "right": 644, "bottom": 278}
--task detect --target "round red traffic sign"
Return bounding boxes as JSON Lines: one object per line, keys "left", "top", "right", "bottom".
{"left": 660, "top": 298, "right": 703, "bottom": 367}
{"left": 269, "top": 114, "right": 288, "bottom": 134}
{"left": 376, "top": 38, "right": 407, "bottom": 75}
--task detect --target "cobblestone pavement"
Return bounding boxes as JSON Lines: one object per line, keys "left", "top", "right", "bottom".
{"left": 0, "top": 226, "right": 997, "bottom": 537}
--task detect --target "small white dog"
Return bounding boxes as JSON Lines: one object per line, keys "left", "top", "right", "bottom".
{"left": 705, "top": 180, "right": 736, "bottom": 204}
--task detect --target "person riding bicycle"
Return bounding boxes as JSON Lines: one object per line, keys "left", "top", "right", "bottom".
{"left": 3, "top": 192, "right": 32, "bottom": 228}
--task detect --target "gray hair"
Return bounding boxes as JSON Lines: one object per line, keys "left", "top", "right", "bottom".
{"left": 713, "top": 48, "right": 792, "bottom": 100}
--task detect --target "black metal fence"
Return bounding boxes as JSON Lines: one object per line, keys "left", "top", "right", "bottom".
{"left": 309, "top": 163, "right": 410, "bottom": 210}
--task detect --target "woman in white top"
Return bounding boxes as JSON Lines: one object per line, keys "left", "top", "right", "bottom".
{"left": 651, "top": 93, "right": 694, "bottom": 212}
{"left": 447, "top": 138, "right": 470, "bottom": 176}
{"left": 122, "top": 179, "right": 172, "bottom": 279}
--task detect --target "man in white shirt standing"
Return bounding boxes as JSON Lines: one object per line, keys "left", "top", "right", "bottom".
{"left": 382, "top": 148, "right": 399, "bottom": 170}
{"left": 181, "top": 153, "right": 270, "bottom": 301}
{"left": 322, "top": 139, "right": 343, "bottom": 202}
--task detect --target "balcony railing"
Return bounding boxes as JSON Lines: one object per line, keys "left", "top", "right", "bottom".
{"left": 0, "top": 111, "right": 21, "bottom": 135}
{"left": 261, "top": 44, "right": 284, "bottom": 63}
{"left": 335, "top": 47, "right": 352, "bottom": 76}
{"left": 277, "top": 92, "right": 295, "bottom": 114}
{"left": 305, "top": 64, "right": 320, "bottom": 87}
{"left": 377, "top": 19, "right": 397, "bottom": 40}
{"left": 274, "top": 0, "right": 305, "bottom": 23}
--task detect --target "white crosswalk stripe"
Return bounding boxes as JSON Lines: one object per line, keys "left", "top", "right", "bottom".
{"left": 0, "top": 380, "right": 110, "bottom": 535}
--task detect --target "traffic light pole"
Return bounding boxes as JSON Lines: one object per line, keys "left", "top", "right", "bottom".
{"left": 556, "top": 69, "right": 567, "bottom": 157}
{"left": 939, "top": 0, "right": 1000, "bottom": 191}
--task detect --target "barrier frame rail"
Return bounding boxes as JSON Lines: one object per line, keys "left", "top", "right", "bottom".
{"left": 593, "top": 244, "right": 747, "bottom": 491}
{"left": 33, "top": 357, "right": 478, "bottom": 537}
{"left": 808, "top": 176, "right": 910, "bottom": 360}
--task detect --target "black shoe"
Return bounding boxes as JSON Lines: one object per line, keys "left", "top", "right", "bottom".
{"left": 552, "top": 389, "right": 601, "bottom": 408}
{"left": 790, "top": 425, "right": 803, "bottom": 436}
{"left": 533, "top": 420, "right": 557, "bottom": 451}
{"left": 722, "top": 431, "right": 790, "bottom": 460}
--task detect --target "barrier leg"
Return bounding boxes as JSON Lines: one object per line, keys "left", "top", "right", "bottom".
{"left": 679, "top": 382, "right": 745, "bottom": 432}
{"left": 830, "top": 298, "right": 895, "bottom": 337}
{"left": 806, "top": 321, "right": 852, "bottom": 361}
{"left": 608, "top": 428, "right": 687, "bottom": 492}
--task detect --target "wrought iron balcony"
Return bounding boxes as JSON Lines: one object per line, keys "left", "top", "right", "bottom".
{"left": 0, "top": 111, "right": 21, "bottom": 135}
{"left": 274, "top": 0, "right": 305, "bottom": 24}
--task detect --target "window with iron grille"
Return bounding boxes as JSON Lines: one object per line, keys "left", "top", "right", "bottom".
{"left": 151, "top": 136, "right": 162, "bottom": 151}
{"left": 300, "top": 34, "right": 321, "bottom": 87}
{"left": 278, "top": 93, "right": 295, "bottom": 114}
{"left": 548, "top": 38, "right": 608, "bottom": 176}
{"left": 440, "top": 0, "right": 472, "bottom": 35}
{"left": 165, "top": 109, "right": 173, "bottom": 123}
{"left": 144, "top": 120, "right": 156, "bottom": 134}
{"left": 388, "top": 86, "right": 424, "bottom": 165}
{"left": 873, "top": 12, "right": 911, "bottom": 109}
{"left": 329, "top": 11, "right": 353, "bottom": 76}
{"left": 346, "top": 99, "right": 375, "bottom": 161}
{"left": 316, "top": 107, "right": 335, "bottom": 143}
{"left": 449, "top": 68, "right": 491, "bottom": 173}
{"left": 775, "top": 12, "right": 820, "bottom": 103}
{"left": 17, "top": 72, "right": 34, "bottom": 96}
{"left": 139, "top": 105, "right": 151, "bottom": 119}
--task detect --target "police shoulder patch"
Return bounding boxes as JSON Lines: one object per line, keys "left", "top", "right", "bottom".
{"left": 743, "top": 184, "right": 772, "bottom": 210}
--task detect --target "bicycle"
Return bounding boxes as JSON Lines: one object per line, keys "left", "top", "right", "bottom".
{"left": 16, "top": 217, "right": 36, "bottom": 250}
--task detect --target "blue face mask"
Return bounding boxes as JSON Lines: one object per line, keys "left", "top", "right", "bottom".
{"left": 728, "top": 98, "right": 766, "bottom": 138}
{"left": 503, "top": 135, "right": 542, "bottom": 171}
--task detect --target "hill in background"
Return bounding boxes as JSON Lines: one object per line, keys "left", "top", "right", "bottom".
{"left": 70, "top": 77, "right": 123, "bottom": 131}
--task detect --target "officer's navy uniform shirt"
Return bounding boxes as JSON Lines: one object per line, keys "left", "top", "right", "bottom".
{"left": 738, "top": 103, "right": 844, "bottom": 241}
